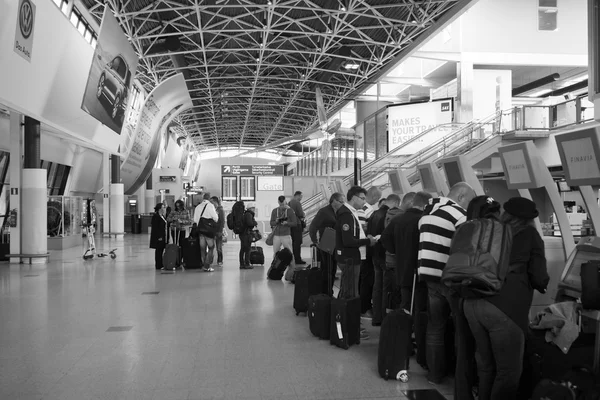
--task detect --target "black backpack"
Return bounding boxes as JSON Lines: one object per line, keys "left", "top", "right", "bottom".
{"left": 229, "top": 201, "right": 246, "bottom": 234}
{"left": 441, "top": 218, "right": 513, "bottom": 298}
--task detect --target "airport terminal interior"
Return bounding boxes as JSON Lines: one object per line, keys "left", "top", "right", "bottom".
{"left": 2, "top": 0, "right": 600, "bottom": 399}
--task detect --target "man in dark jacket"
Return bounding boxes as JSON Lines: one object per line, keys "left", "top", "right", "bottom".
{"left": 381, "top": 191, "right": 432, "bottom": 368}
{"left": 309, "top": 192, "right": 345, "bottom": 296}
{"left": 239, "top": 207, "right": 258, "bottom": 269}
{"left": 366, "top": 195, "right": 392, "bottom": 326}
{"left": 335, "top": 186, "right": 377, "bottom": 340}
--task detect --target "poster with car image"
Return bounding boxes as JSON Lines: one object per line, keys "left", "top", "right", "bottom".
{"left": 81, "top": 8, "right": 138, "bottom": 134}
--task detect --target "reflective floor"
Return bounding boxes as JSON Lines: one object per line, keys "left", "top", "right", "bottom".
{"left": 0, "top": 234, "right": 454, "bottom": 400}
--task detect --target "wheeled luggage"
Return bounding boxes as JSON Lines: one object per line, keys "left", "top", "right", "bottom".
{"left": 293, "top": 248, "right": 322, "bottom": 315}
{"left": 267, "top": 248, "right": 293, "bottom": 280}
{"left": 377, "top": 273, "right": 418, "bottom": 381}
{"left": 329, "top": 296, "right": 361, "bottom": 350}
{"left": 181, "top": 233, "right": 202, "bottom": 269}
{"left": 162, "top": 227, "right": 182, "bottom": 271}
{"left": 308, "top": 294, "right": 332, "bottom": 340}
{"left": 249, "top": 244, "right": 265, "bottom": 266}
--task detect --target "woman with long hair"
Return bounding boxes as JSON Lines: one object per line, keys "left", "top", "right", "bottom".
{"left": 463, "top": 197, "right": 549, "bottom": 400}
{"left": 149, "top": 203, "right": 167, "bottom": 270}
{"left": 167, "top": 199, "right": 192, "bottom": 245}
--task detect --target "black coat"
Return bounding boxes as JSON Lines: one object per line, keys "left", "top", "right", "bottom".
{"left": 486, "top": 225, "right": 549, "bottom": 333}
{"left": 380, "top": 208, "right": 423, "bottom": 288}
{"left": 149, "top": 213, "right": 167, "bottom": 249}
{"left": 334, "top": 205, "right": 371, "bottom": 266}
{"left": 366, "top": 204, "right": 389, "bottom": 259}
{"left": 309, "top": 204, "right": 337, "bottom": 244}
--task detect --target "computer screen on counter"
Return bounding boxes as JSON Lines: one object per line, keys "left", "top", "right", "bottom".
{"left": 418, "top": 165, "right": 436, "bottom": 193}
{"left": 498, "top": 143, "right": 538, "bottom": 189}
{"left": 555, "top": 126, "right": 600, "bottom": 187}
{"left": 442, "top": 161, "right": 463, "bottom": 188}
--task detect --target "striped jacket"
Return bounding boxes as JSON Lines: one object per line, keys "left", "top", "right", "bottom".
{"left": 417, "top": 197, "right": 466, "bottom": 282}
{"left": 356, "top": 203, "right": 374, "bottom": 233}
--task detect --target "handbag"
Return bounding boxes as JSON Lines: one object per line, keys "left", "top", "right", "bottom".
{"left": 251, "top": 230, "right": 262, "bottom": 243}
{"left": 266, "top": 231, "right": 275, "bottom": 246}
{"left": 197, "top": 203, "right": 218, "bottom": 238}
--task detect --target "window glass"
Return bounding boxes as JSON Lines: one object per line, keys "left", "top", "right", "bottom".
{"left": 364, "top": 116, "right": 376, "bottom": 162}
{"left": 114, "top": 57, "right": 127, "bottom": 79}
{"left": 91, "top": 38, "right": 97, "bottom": 49}
{"left": 52, "top": 0, "right": 61, "bottom": 6}
{"left": 61, "top": 0, "right": 69, "bottom": 14}
{"left": 77, "top": 21, "right": 86, "bottom": 35}
{"left": 240, "top": 176, "right": 255, "bottom": 201}
{"left": 376, "top": 111, "right": 388, "bottom": 158}
{"left": 84, "top": 29, "right": 92, "bottom": 42}
{"left": 70, "top": 12, "right": 79, "bottom": 26}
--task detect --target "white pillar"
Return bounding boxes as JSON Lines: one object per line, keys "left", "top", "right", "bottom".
{"left": 456, "top": 57, "right": 474, "bottom": 123}
{"left": 102, "top": 152, "right": 110, "bottom": 235}
{"left": 21, "top": 169, "right": 47, "bottom": 263}
{"left": 110, "top": 183, "right": 125, "bottom": 236}
{"left": 145, "top": 189, "right": 154, "bottom": 213}
{"left": 9, "top": 112, "right": 21, "bottom": 263}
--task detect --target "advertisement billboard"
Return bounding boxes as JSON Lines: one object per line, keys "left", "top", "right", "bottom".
{"left": 81, "top": 8, "right": 139, "bottom": 134}
{"left": 387, "top": 100, "right": 453, "bottom": 155}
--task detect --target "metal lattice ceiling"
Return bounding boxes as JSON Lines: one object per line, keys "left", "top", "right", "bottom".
{"left": 80, "top": 0, "right": 473, "bottom": 152}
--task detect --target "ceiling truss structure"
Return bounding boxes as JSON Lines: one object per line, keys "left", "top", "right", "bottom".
{"left": 81, "top": 0, "right": 470, "bottom": 152}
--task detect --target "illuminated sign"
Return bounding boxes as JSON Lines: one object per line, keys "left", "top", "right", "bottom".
{"left": 387, "top": 100, "right": 453, "bottom": 154}
{"left": 221, "top": 165, "right": 284, "bottom": 176}
{"left": 257, "top": 176, "right": 284, "bottom": 191}
{"left": 555, "top": 127, "right": 600, "bottom": 187}
{"left": 159, "top": 176, "right": 177, "bottom": 182}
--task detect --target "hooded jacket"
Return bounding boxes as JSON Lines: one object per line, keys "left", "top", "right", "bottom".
{"left": 384, "top": 207, "right": 404, "bottom": 228}
{"left": 335, "top": 204, "right": 371, "bottom": 265}
{"left": 417, "top": 197, "right": 466, "bottom": 282}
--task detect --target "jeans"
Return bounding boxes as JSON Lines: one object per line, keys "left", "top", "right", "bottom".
{"left": 291, "top": 226, "right": 303, "bottom": 262}
{"left": 359, "top": 257, "right": 374, "bottom": 314}
{"left": 272, "top": 235, "right": 295, "bottom": 280}
{"left": 199, "top": 235, "right": 215, "bottom": 268}
{"left": 426, "top": 281, "right": 476, "bottom": 398}
{"left": 239, "top": 232, "right": 251, "bottom": 266}
{"left": 383, "top": 259, "right": 400, "bottom": 310}
{"left": 215, "top": 234, "right": 223, "bottom": 263}
{"left": 401, "top": 280, "right": 428, "bottom": 367}
{"left": 372, "top": 256, "right": 385, "bottom": 324}
{"left": 338, "top": 261, "right": 360, "bottom": 299}
{"left": 154, "top": 242, "right": 165, "bottom": 270}
{"left": 319, "top": 249, "right": 337, "bottom": 296}
{"left": 464, "top": 299, "right": 524, "bottom": 400}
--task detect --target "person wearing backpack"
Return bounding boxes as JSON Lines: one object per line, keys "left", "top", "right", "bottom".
{"left": 463, "top": 197, "right": 549, "bottom": 400}
{"left": 239, "top": 207, "right": 257, "bottom": 269}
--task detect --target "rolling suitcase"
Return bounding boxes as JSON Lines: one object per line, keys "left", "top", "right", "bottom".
{"left": 181, "top": 232, "right": 202, "bottom": 269}
{"left": 293, "top": 247, "right": 322, "bottom": 315}
{"left": 267, "top": 248, "right": 293, "bottom": 280}
{"left": 309, "top": 294, "right": 332, "bottom": 339}
{"left": 249, "top": 244, "right": 265, "bottom": 266}
{"left": 329, "top": 259, "right": 360, "bottom": 349}
{"left": 162, "top": 227, "right": 183, "bottom": 272}
{"left": 377, "top": 273, "right": 417, "bottom": 382}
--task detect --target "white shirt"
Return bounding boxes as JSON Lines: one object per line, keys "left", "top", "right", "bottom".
{"left": 194, "top": 200, "right": 219, "bottom": 224}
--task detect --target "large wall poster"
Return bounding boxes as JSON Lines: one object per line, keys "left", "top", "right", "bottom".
{"left": 81, "top": 8, "right": 139, "bottom": 134}
{"left": 387, "top": 100, "right": 453, "bottom": 155}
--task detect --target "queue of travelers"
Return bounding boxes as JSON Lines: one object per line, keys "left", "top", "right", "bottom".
{"left": 150, "top": 182, "right": 551, "bottom": 400}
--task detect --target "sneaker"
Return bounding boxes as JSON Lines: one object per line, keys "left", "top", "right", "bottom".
{"left": 360, "top": 331, "right": 370, "bottom": 340}
{"left": 203, "top": 267, "right": 215, "bottom": 272}
{"left": 217, "top": 262, "right": 223, "bottom": 267}
{"left": 361, "top": 310, "right": 373, "bottom": 320}
{"left": 245, "top": 265, "right": 254, "bottom": 269}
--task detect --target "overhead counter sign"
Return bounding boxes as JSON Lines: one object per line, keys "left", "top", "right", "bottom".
{"left": 221, "top": 165, "right": 284, "bottom": 176}
{"left": 14, "top": 0, "right": 36, "bottom": 62}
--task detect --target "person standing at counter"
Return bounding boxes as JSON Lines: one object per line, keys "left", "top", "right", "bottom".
{"left": 150, "top": 203, "right": 167, "bottom": 270}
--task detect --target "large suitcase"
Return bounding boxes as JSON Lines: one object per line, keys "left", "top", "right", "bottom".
{"left": 162, "top": 227, "right": 182, "bottom": 271}
{"left": 330, "top": 296, "right": 361, "bottom": 350}
{"left": 181, "top": 234, "right": 202, "bottom": 269}
{"left": 293, "top": 247, "right": 322, "bottom": 315}
{"left": 378, "top": 309, "right": 412, "bottom": 381}
{"left": 267, "top": 248, "right": 293, "bottom": 280}
{"left": 249, "top": 244, "right": 265, "bottom": 266}
{"left": 309, "top": 294, "right": 332, "bottom": 340}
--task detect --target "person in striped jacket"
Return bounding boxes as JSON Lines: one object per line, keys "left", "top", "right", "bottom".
{"left": 417, "top": 182, "right": 476, "bottom": 388}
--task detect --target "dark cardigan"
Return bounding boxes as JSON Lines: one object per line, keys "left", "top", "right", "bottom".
{"left": 486, "top": 225, "right": 549, "bottom": 333}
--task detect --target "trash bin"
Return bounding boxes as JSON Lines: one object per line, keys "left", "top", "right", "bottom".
{"left": 131, "top": 214, "right": 142, "bottom": 234}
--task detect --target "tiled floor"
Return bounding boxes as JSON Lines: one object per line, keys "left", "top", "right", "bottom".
{"left": 0, "top": 234, "right": 454, "bottom": 400}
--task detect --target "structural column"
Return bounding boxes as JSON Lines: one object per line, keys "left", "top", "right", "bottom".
{"left": 102, "top": 152, "right": 110, "bottom": 236}
{"left": 145, "top": 174, "right": 154, "bottom": 214}
{"left": 21, "top": 117, "right": 47, "bottom": 263}
{"left": 109, "top": 155, "right": 124, "bottom": 236}
{"left": 9, "top": 112, "right": 21, "bottom": 263}
{"left": 456, "top": 57, "right": 474, "bottom": 124}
